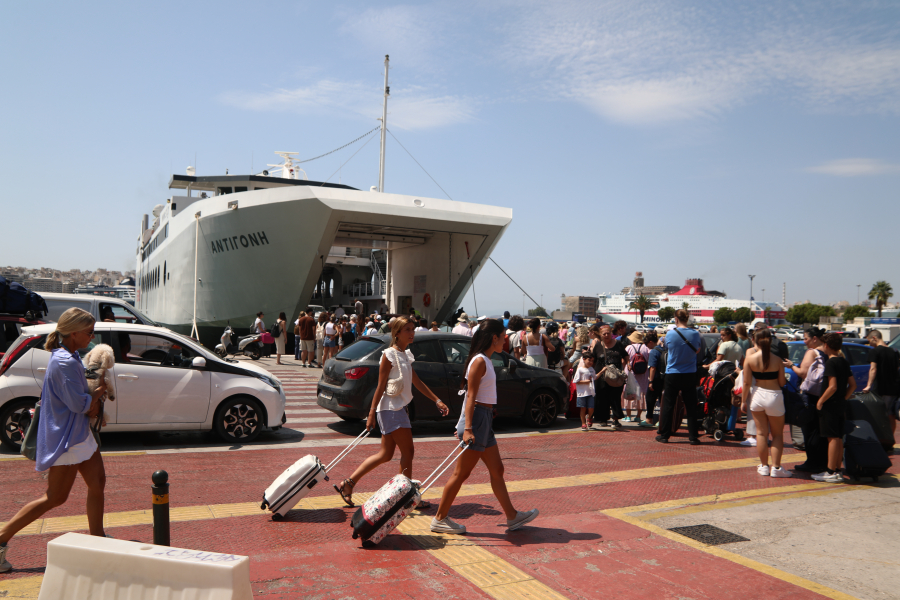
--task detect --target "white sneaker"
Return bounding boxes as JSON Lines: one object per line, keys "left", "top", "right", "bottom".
{"left": 757, "top": 464, "right": 770, "bottom": 476}
{"left": 507, "top": 509, "right": 539, "bottom": 531}
{"left": 770, "top": 466, "right": 792, "bottom": 478}
{"left": 431, "top": 516, "right": 466, "bottom": 534}
{"left": 812, "top": 471, "right": 844, "bottom": 483}
{"left": 0, "top": 543, "right": 10, "bottom": 573}
{"left": 741, "top": 437, "right": 757, "bottom": 447}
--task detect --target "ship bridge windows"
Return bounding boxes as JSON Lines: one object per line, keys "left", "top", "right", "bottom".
{"left": 234, "top": 186, "right": 247, "bottom": 193}
{"left": 216, "top": 187, "right": 232, "bottom": 195}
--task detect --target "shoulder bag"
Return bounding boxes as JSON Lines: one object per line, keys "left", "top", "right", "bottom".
{"left": 601, "top": 343, "right": 626, "bottom": 387}
{"left": 20, "top": 401, "right": 40, "bottom": 461}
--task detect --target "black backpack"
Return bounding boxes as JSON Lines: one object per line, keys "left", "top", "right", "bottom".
{"left": 271, "top": 321, "right": 281, "bottom": 337}
{"left": 655, "top": 347, "right": 668, "bottom": 377}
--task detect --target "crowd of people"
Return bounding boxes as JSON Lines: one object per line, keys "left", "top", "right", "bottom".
{"left": 498, "top": 309, "right": 897, "bottom": 484}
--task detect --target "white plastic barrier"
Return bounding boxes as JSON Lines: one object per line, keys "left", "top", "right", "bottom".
{"left": 38, "top": 532, "right": 253, "bottom": 600}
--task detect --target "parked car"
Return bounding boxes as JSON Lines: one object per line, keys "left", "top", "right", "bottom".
{"left": 783, "top": 341, "right": 872, "bottom": 393}
{"left": 316, "top": 333, "right": 569, "bottom": 428}
{"left": 41, "top": 293, "right": 157, "bottom": 326}
{"left": 697, "top": 325, "right": 711, "bottom": 333}
{"left": 0, "top": 314, "right": 47, "bottom": 359}
{"left": 0, "top": 323, "right": 286, "bottom": 450}
{"left": 775, "top": 328, "right": 796, "bottom": 341}
{"left": 654, "top": 325, "right": 668, "bottom": 335}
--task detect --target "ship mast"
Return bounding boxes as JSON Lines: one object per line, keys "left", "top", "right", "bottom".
{"left": 377, "top": 55, "right": 389, "bottom": 193}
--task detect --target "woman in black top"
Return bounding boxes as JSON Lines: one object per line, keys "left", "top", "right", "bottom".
{"left": 590, "top": 324, "right": 627, "bottom": 429}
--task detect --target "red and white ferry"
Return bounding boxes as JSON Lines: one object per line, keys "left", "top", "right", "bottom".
{"left": 597, "top": 278, "right": 786, "bottom": 324}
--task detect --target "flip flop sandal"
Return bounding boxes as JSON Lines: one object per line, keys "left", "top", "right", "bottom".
{"left": 333, "top": 478, "right": 355, "bottom": 507}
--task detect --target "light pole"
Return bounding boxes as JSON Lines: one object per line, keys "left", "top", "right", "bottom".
{"left": 749, "top": 275, "right": 756, "bottom": 302}
{"left": 857, "top": 284, "right": 861, "bottom": 305}
{"left": 762, "top": 288, "right": 765, "bottom": 302}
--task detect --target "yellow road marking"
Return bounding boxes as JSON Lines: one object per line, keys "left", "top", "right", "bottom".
{"left": 2, "top": 453, "right": 807, "bottom": 538}
{"left": 0, "top": 575, "right": 43, "bottom": 598}
{"left": 0, "top": 451, "right": 146, "bottom": 462}
{"left": 601, "top": 477, "right": 899, "bottom": 600}
{"left": 398, "top": 513, "right": 568, "bottom": 599}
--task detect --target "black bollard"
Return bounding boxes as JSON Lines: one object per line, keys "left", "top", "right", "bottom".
{"left": 151, "top": 470, "right": 170, "bottom": 546}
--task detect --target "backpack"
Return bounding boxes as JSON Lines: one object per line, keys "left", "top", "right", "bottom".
{"left": 655, "top": 347, "right": 668, "bottom": 377}
{"left": 630, "top": 344, "right": 648, "bottom": 375}
{"left": 271, "top": 321, "right": 282, "bottom": 337}
{"left": 799, "top": 350, "right": 827, "bottom": 396}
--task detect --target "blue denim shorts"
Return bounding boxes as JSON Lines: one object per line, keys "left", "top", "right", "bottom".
{"left": 377, "top": 407, "right": 411, "bottom": 435}
{"left": 324, "top": 337, "right": 336, "bottom": 348}
{"left": 456, "top": 405, "right": 497, "bottom": 452}
{"left": 576, "top": 395, "right": 595, "bottom": 409}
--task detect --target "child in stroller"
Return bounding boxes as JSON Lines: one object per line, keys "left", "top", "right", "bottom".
{"left": 698, "top": 361, "right": 744, "bottom": 442}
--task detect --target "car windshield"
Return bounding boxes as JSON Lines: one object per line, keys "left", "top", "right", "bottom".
{"left": 157, "top": 329, "right": 215, "bottom": 360}
{"left": 336, "top": 339, "right": 385, "bottom": 361}
{"left": 787, "top": 343, "right": 807, "bottom": 365}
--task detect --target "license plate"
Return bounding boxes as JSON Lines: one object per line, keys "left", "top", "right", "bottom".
{"left": 319, "top": 389, "right": 333, "bottom": 400}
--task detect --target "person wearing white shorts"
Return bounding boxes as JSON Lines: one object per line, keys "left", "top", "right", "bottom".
{"left": 741, "top": 329, "right": 792, "bottom": 479}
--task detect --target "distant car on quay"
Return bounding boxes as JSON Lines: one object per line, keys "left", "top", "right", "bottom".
{"left": 316, "top": 332, "right": 569, "bottom": 428}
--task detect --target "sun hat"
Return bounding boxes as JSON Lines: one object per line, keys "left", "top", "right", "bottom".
{"left": 628, "top": 331, "right": 645, "bottom": 344}
{"left": 477, "top": 315, "right": 488, "bottom": 321}
{"left": 458, "top": 312, "right": 469, "bottom": 322}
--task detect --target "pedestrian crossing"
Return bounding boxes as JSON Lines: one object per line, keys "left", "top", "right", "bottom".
{"left": 269, "top": 369, "right": 354, "bottom": 438}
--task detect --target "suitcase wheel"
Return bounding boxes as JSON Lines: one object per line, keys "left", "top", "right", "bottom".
{"left": 713, "top": 430, "right": 724, "bottom": 442}
{"left": 352, "top": 532, "right": 358, "bottom": 539}
{"left": 272, "top": 513, "right": 284, "bottom": 522}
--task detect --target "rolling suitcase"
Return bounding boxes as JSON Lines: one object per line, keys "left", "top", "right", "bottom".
{"left": 847, "top": 393, "right": 894, "bottom": 452}
{"left": 262, "top": 429, "right": 370, "bottom": 520}
{"left": 351, "top": 441, "right": 469, "bottom": 546}
{"left": 843, "top": 419, "right": 892, "bottom": 482}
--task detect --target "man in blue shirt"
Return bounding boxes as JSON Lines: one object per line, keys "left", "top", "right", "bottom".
{"left": 502, "top": 311, "right": 511, "bottom": 328}
{"left": 656, "top": 310, "right": 702, "bottom": 444}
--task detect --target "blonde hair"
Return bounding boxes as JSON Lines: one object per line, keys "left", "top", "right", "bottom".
{"left": 575, "top": 326, "right": 590, "bottom": 346}
{"left": 45, "top": 307, "right": 95, "bottom": 351}
{"left": 389, "top": 315, "right": 414, "bottom": 347}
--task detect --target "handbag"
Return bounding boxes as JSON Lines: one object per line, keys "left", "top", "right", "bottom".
{"left": 384, "top": 348, "right": 405, "bottom": 397}
{"left": 20, "top": 402, "right": 40, "bottom": 461}
{"left": 599, "top": 343, "right": 626, "bottom": 387}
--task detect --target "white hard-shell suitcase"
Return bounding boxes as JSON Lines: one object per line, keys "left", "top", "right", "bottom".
{"left": 351, "top": 440, "right": 469, "bottom": 546}
{"left": 262, "top": 429, "right": 370, "bottom": 520}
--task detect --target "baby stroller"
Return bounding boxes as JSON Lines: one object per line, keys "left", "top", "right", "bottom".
{"left": 698, "top": 362, "right": 744, "bottom": 442}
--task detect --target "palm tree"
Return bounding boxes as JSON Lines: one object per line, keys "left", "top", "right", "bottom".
{"left": 628, "top": 295, "right": 656, "bottom": 323}
{"left": 681, "top": 301, "right": 691, "bottom": 313}
{"left": 868, "top": 281, "right": 894, "bottom": 317}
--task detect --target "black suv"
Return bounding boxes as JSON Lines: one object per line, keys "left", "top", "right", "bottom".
{"left": 317, "top": 333, "right": 569, "bottom": 428}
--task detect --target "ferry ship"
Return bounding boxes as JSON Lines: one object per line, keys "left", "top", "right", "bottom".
{"left": 595, "top": 275, "right": 786, "bottom": 324}
{"left": 134, "top": 58, "right": 512, "bottom": 347}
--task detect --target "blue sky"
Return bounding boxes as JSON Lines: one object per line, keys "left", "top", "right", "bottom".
{"left": 3, "top": 1, "right": 898, "bottom": 314}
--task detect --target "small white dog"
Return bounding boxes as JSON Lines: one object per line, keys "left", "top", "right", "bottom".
{"left": 82, "top": 343, "right": 115, "bottom": 427}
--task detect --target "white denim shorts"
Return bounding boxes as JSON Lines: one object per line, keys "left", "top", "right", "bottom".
{"left": 50, "top": 432, "right": 98, "bottom": 469}
{"left": 749, "top": 386, "right": 785, "bottom": 417}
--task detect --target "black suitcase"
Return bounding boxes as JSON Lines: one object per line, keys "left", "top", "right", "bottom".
{"left": 847, "top": 393, "right": 894, "bottom": 452}
{"left": 843, "top": 419, "right": 892, "bottom": 482}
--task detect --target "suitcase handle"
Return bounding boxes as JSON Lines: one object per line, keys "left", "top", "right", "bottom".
{"left": 418, "top": 440, "right": 471, "bottom": 495}
{"left": 324, "top": 428, "right": 371, "bottom": 473}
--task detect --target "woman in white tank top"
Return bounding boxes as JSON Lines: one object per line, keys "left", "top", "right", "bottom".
{"left": 334, "top": 316, "right": 449, "bottom": 508}
{"left": 430, "top": 319, "right": 539, "bottom": 535}
{"left": 523, "top": 317, "right": 555, "bottom": 369}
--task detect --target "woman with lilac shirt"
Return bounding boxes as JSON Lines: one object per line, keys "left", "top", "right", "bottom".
{"left": 0, "top": 308, "right": 109, "bottom": 573}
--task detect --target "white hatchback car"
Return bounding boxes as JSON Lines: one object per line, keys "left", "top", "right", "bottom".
{"left": 0, "top": 323, "right": 286, "bottom": 450}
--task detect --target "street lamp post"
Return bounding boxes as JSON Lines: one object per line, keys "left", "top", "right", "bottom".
{"left": 857, "top": 284, "right": 861, "bottom": 305}
{"left": 762, "top": 288, "right": 765, "bottom": 302}
{"left": 749, "top": 275, "right": 756, "bottom": 302}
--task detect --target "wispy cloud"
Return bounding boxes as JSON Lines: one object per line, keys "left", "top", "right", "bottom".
{"left": 806, "top": 158, "right": 900, "bottom": 177}
{"left": 219, "top": 81, "right": 474, "bottom": 130}
{"left": 497, "top": 1, "right": 900, "bottom": 124}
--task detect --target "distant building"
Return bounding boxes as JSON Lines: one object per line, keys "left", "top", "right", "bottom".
{"left": 561, "top": 294, "right": 599, "bottom": 317}
{"left": 620, "top": 272, "right": 680, "bottom": 296}
{"left": 26, "top": 277, "right": 63, "bottom": 293}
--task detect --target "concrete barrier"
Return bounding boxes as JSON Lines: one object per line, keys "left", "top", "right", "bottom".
{"left": 38, "top": 533, "right": 253, "bottom": 599}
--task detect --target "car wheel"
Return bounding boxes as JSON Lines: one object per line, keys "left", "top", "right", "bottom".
{"left": 246, "top": 347, "right": 261, "bottom": 360}
{"left": 214, "top": 396, "right": 264, "bottom": 443}
{"left": 215, "top": 347, "right": 227, "bottom": 358}
{"left": 0, "top": 399, "right": 37, "bottom": 451}
{"left": 523, "top": 390, "right": 560, "bottom": 428}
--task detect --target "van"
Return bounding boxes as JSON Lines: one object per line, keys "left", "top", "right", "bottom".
{"left": 40, "top": 293, "right": 158, "bottom": 326}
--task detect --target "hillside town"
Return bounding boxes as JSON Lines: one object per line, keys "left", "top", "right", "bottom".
{"left": 0, "top": 265, "right": 134, "bottom": 294}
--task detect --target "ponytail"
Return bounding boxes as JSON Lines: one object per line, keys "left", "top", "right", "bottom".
{"left": 754, "top": 329, "right": 772, "bottom": 369}
{"left": 45, "top": 330, "right": 61, "bottom": 351}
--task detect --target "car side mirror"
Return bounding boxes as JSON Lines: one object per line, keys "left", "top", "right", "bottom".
{"left": 508, "top": 359, "right": 517, "bottom": 374}
{"left": 192, "top": 357, "right": 206, "bottom": 368}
